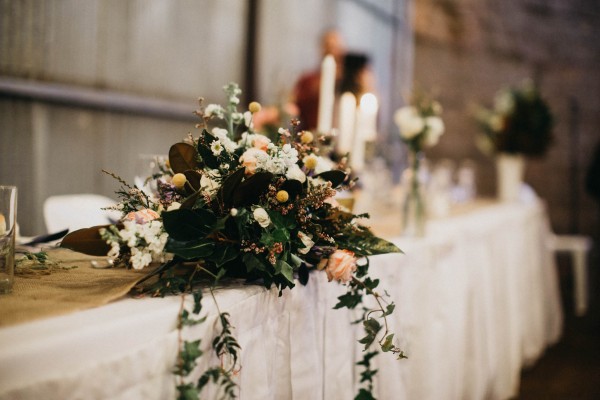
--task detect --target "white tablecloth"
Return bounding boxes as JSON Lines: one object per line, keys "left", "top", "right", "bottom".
{"left": 0, "top": 200, "right": 563, "bottom": 400}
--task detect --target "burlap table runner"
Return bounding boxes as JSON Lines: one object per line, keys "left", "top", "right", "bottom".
{"left": 0, "top": 248, "right": 152, "bottom": 327}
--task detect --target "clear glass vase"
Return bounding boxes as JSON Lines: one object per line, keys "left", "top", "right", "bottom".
{"left": 401, "top": 151, "right": 427, "bottom": 237}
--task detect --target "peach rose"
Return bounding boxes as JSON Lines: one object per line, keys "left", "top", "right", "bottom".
{"left": 324, "top": 249, "right": 357, "bottom": 283}
{"left": 251, "top": 134, "right": 271, "bottom": 151}
{"left": 240, "top": 148, "right": 266, "bottom": 176}
{"left": 124, "top": 208, "right": 160, "bottom": 224}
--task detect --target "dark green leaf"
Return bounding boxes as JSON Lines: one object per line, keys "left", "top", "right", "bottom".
{"left": 384, "top": 303, "right": 395, "bottom": 316}
{"left": 243, "top": 253, "right": 266, "bottom": 272}
{"left": 176, "top": 383, "right": 199, "bottom": 400}
{"left": 162, "top": 208, "right": 216, "bottom": 241}
{"left": 169, "top": 143, "right": 198, "bottom": 173}
{"left": 197, "top": 130, "right": 221, "bottom": 169}
{"left": 208, "top": 244, "right": 239, "bottom": 267}
{"left": 217, "top": 167, "right": 245, "bottom": 208}
{"left": 334, "top": 292, "right": 362, "bottom": 309}
{"left": 354, "top": 388, "right": 376, "bottom": 400}
{"left": 166, "top": 238, "right": 215, "bottom": 260}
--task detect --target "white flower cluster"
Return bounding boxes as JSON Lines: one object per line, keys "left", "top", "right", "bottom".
{"left": 102, "top": 220, "right": 168, "bottom": 270}
{"left": 394, "top": 106, "right": 445, "bottom": 148}
{"left": 204, "top": 104, "right": 225, "bottom": 119}
{"left": 211, "top": 128, "right": 238, "bottom": 155}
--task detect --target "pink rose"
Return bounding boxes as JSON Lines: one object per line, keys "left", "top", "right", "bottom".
{"left": 324, "top": 249, "right": 357, "bottom": 283}
{"left": 124, "top": 208, "right": 160, "bottom": 224}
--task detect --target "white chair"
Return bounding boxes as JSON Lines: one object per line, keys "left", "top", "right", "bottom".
{"left": 549, "top": 234, "right": 593, "bottom": 316}
{"left": 43, "top": 194, "right": 122, "bottom": 233}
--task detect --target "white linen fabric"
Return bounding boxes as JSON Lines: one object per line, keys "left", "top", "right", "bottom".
{"left": 0, "top": 201, "right": 562, "bottom": 400}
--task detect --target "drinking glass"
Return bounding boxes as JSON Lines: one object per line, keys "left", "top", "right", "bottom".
{"left": 0, "top": 186, "right": 17, "bottom": 294}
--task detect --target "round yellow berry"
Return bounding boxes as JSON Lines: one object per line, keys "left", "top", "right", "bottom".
{"left": 276, "top": 190, "right": 289, "bottom": 203}
{"left": 172, "top": 173, "right": 187, "bottom": 189}
{"left": 300, "top": 131, "right": 314, "bottom": 144}
{"left": 303, "top": 154, "right": 318, "bottom": 170}
{"left": 249, "top": 102, "right": 262, "bottom": 113}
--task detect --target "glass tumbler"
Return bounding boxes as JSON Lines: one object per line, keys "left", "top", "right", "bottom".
{"left": 0, "top": 186, "right": 17, "bottom": 294}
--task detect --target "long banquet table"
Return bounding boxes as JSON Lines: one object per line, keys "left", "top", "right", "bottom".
{"left": 0, "top": 199, "right": 563, "bottom": 399}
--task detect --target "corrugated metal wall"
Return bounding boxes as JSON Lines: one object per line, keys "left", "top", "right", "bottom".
{"left": 0, "top": 0, "right": 412, "bottom": 235}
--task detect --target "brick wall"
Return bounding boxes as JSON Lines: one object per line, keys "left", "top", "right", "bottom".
{"left": 413, "top": 0, "right": 600, "bottom": 236}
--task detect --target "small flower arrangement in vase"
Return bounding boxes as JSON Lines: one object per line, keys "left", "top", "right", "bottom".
{"left": 475, "top": 79, "right": 553, "bottom": 201}
{"left": 394, "top": 95, "right": 445, "bottom": 237}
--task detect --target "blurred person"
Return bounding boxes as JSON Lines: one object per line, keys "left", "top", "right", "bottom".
{"left": 292, "top": 29, "right": 345, "bottom": 131}
{"left": 340, "top": 52, "right": 376, "bottom": 103}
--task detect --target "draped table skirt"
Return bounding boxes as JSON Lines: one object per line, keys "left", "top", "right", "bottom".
{"left": 0, "top": 200, "right": 562, "bottom": 399}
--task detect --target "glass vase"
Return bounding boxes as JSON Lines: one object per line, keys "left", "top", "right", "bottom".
{"left": 401, "top": 151, "right": 427, "bottom": 237}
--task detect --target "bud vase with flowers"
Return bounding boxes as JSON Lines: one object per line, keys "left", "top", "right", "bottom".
{"left": 394, "top": 95, "right": 445, "bottom": 237}
{"left": 475, "top": 79, "right": 553, "bottom": 201}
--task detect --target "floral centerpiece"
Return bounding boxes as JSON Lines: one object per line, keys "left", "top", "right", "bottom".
{"left": 61, "top": 83, "right": 404, "bottom": 399}
{"left": 475, "top": 79, "right": 553, "bottom": 200}
{"left": 393, "top": 95, "right": 445, "bottom": 236}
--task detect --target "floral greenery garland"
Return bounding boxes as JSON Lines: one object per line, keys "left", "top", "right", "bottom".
{"left": 61, "top": 82, "right": 405, "bottom": 399}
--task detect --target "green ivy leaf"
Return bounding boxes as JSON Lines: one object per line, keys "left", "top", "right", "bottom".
{"left": 381, "top": 334, "right": 395, "bottom": 352}
{"left": 384, "top": 303, "right": 395, "bottom": 316}
{"left": 354, "top": 388, "right": 376, "bottom": 400}
{"left": 276, "top": 259, "right": 294, "bottom": 283}
{"left": 243, "top": 253, "right": 266, "bottom": 272}
{"left": 176, "top": 383, "right": 200, "bottom": 400}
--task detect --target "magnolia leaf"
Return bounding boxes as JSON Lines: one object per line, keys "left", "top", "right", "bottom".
{"left": 197, "top": 130, "right": 220, "bottom": 169}
{"left": 281, "top": 179, "right": 303, "bottom": 201}
{"left": 232, "top": 172, "right": 273, "bottom": 206}
{"left": 183, "top": 170, "right": 202, "bottom": 191}
{"left": 166, "top": 238, "right": 215, "bottom": 260}
{"left": 60, "top": 225, "right": 111, "bottom": 256}
{"left": 217, "top": 168, "right": 245, "bottom": 208}
{"left": 315, "top": 170, "right": 347, "bottom": 188}
{"left": 169, "top": 143, "right": 198, "bottom": 173}
{"left": 181, "top": 190, "right": 202, "bottom": 209}
{"left": 162, "top": 209, "right": 216, "bottom": 241}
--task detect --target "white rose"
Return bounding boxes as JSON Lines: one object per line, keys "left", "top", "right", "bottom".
{"left": 253, "top": 207, "right": 271, "bottom": 228}
{"left": 297, "top": 232, "right": 315, "bottom": 254}
{"left": 285, "top": 164, "right": 306, "bottom": 183}
{"left": 394, "top": 106, "right": 425, "bottom": 140}
{"left": 423, "top": 116, "right": 445, "bottom": 147}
